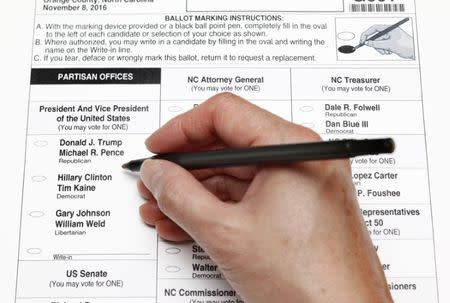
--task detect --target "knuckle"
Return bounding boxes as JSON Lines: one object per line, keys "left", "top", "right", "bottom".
{"left": 216, "top": 92, "right": 237, "bottom": 100}
{"left": 320, "top": 162, "right": 355, "bottom": 202}
{"left": 303, "top": 128, "right": 322, "bottom": 141}
{"left": 291, "top": 123, "right": 322, "bottom": 142}
{"left": 319, "top": 159, "right": 352, "bottom": 183}
{"left": 209, "top": 92, "right": 246, "bottom": 110}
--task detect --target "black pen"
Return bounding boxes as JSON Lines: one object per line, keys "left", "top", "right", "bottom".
{"left": 121, "top": 138, "right": 395, "bottom": 172}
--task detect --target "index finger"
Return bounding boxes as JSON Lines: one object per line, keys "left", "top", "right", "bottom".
{"left": 146, "top": 93, "right": 319, "bottom": 154}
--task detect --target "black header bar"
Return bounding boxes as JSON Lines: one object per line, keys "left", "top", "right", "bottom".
{"left": 31, "top": 68, "right": 161, "bottom": 85}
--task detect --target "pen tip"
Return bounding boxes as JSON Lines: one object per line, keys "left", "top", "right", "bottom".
{"left": 121, "top": 163, "right": 129, "bottom": 170}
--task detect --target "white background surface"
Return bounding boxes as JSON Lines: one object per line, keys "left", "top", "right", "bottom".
{"left": 1, "top": 1, "right": 449, "bottom": 301}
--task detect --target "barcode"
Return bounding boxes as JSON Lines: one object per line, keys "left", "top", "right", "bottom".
{"left": 349, "top": 3, "right": 406, "bottom": 12}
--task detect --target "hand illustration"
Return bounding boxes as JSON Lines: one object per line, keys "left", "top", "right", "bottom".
{"left": 360, "top": 24, "right": 415, "bottom": 59}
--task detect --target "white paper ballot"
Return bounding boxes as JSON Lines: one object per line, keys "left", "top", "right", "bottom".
{"left": 1, "top": 0, "right": 449, "bottom": 302}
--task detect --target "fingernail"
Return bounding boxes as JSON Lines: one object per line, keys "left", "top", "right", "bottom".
{"left": 141, "top": 160, "right": 165, "bottom": 200}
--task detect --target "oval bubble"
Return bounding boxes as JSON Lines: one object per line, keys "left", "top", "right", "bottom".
{"left": 337, "top": 31, "right": 356, "bottom": 41}
{"left": 33, "top": 140, "right": 49, "bottom": 147}
{"left": 168, "top": 106, "right": 183, "bottom": 113}
{"left": 27, "top": 248, "right": 42, "bottom": 255}
{"left": 165, "top": 247, "right": 182, "bottom": 255}
{"left": 32, "top": 175, "right": 47, "bottom": 182}
{"left": 299, "top": 106, "right": 314, "bottom": 112}
{"left": 338, "top": 45, "right": 356, "bottom": 54}
{"left": 165, "top": 266, "right": 182, "bottom": 273}
{"left": 29, "top": 211, "right": 45, "bottom": 218}
{"left": 301, "top": 122, "right": 315, "bottom": 129}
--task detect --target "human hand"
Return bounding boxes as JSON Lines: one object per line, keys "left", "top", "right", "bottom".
{"left": 138, "top": 93, "right": 393, "bottom": 303}
{"left": 360, "top": 24, "right": 415, "bottom": 59}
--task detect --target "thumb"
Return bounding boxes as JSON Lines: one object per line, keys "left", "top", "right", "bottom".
{"left": 366, "top": 40, "right": 392, "bottom": 51}
{"left": 140, "top": 159, "right": 233, "bottom": 243}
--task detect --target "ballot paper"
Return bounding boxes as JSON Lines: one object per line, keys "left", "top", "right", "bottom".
{"left": 1, "top": 0, "right": 449, "bottom": 302}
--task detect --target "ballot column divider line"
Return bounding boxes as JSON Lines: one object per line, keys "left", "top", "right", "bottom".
{"left": 14, "top": 1, "right": 39, "bottom": 302}
{"left": 155, "top": 68, "right": 163, "bottom": 303}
